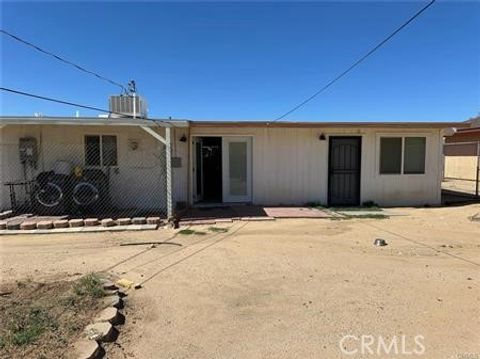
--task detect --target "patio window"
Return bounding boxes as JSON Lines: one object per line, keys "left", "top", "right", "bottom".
{"left": 84, "top": 135, "right": 117, "bottom": 166}
{"left": 379, "top": 136, "right": 426, "bottom": 175}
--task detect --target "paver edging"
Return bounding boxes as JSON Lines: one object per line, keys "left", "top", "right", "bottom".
{"left": 75, "top": 280, "right": 129, "bottom": 358}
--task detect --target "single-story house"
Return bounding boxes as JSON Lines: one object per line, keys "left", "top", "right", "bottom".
{"left": 0, "top": 116, "right": 467, "bottom": 217}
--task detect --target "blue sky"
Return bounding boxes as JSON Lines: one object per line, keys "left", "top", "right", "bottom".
{"left": 1, "top": 1, "right": 479, "bottom": 122}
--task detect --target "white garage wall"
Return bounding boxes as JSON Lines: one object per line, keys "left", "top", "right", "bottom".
{"left": 190, "top": 126, "right": 443, "bottom": 206}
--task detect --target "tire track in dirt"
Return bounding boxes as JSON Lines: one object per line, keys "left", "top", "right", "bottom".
{"left": 104, "top": 223, "right": 240, "bottom": 280}
{"left": 137, "top": 222, "right": 249, "bottom": 285}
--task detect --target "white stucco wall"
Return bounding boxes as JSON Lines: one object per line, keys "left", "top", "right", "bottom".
{"left": 359, "top": 129, "right": 443, "bottom": 206}
{"left": 0, "top": 124, "right": 189, "bottom": 212}
{"left": 171, "top": 127, "right": 190, "bottom": 206}
{"left": 0, "top": 123, "right": 444, "bottom": 211}
{"left": 190, "top": 126, "right": 443, "bottom": 206}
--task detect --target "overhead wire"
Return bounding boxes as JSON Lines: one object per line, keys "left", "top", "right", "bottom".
{"left": 0, "top": 86, "right": 174, "bottom": 127}
{"left": 0, "top": 29, "right": 128, "bottom": 93}
{"left": 273, "top": 0, "right": 437, "bottom": 121}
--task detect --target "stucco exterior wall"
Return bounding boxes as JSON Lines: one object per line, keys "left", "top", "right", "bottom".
{"left": 171, "top": 127, "right": 189, "bottom": 207}
{"left": 0, "top": 123, "right": 444, "bottom": 211}
{"left": 190, "top": 125, "right": 443, "bottom": 206}
{"left": 0, "top": 124, "right": 189, "bottom": 212}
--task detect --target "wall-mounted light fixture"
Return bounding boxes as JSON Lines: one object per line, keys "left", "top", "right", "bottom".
{"left": 128, "top": 139, "right": 139, "bottom": 151}
{"left": 179, "top": 134, "right": 187, "bottom": 142}
{"left": 319, "top": 133, "right": 326, "bottom": 141}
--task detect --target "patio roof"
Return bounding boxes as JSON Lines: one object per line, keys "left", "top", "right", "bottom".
{"left": 0, "top": 116, "right": 189, "bottom": 128}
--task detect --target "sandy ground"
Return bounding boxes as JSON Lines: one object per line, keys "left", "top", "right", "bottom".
{"left": 1, "top": 205, "right": 479, "bottom": 359}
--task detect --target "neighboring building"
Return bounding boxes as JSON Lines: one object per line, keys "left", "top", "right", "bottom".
{"left": 444, "top": 117, "right": 480, "bottom": 182}
{"left": 0, "top": 116, "right": 467, "bottom": 216}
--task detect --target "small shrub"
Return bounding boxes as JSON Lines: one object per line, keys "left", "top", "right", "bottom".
{"left": 208, "top": 227, "right": 228, "bottom": 233}
{"left": 305, "top": 202, "right": 324, "bottom": 208}
{"left": 361, "top": 201, "right": 379, "bottom": 208}
{"left": 73, "top": 273, "right": 105, "bottom": 298}
{"left": 179, "top": 229, "right": 206, "bottom": 235}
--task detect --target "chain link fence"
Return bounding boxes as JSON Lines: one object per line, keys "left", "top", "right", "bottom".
{"left": 443, "top": 141, "right": 480, "bottom": 197}
{"left": 0, "top": 135, "right": 170, "bottom": 219}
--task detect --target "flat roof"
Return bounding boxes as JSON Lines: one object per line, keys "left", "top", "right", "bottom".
{"left": 0, "top": 116, "right": 189, "bottom": 127}
{"left": 0, "top": 117, "right": 469, "bottom": 129}
{"left": 190, "top": 121, "right": 469, "bottom": 129}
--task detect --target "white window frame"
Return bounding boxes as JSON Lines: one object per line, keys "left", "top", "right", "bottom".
{"left": 84, "top": 134, "right": 118, "bottom": 167}
{"left": 377, "top": 134, "right": 428, "bottom": 176}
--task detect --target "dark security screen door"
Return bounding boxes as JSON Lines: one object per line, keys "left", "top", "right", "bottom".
{"left": 328, "top": 137, "right": 361, "bottom": 206}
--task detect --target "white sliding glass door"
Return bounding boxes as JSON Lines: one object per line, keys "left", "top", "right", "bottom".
{"left": 222, "top": 137, "right": 252, "bottom": 202}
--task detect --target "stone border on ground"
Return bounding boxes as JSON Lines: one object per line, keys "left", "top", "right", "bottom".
{"left": 0, "top": 214, "right": 165, "bottom": 235}
{"left": 74, "top": 280, "right": 127, "bottom": 359}
{"left": 0, "top": 224, "right": 159, "bottom": 236}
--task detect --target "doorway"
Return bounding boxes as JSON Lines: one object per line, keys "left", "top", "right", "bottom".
{"left": 328, "top": 136, "right": 362, "bottom": 206}
{"left": 192, "top": 136, "right": 252, "bottom": 204}
{"left": 194, "top": 137, "right": 222, "bottom": 202}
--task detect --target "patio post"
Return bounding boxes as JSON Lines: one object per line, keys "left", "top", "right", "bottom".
{"left": 166, "top": 126, "right": 173, "bottom": 218}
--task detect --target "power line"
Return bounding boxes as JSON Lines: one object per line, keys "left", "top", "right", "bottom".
{"left": 273, "top": 0, "right": 437, "bottom": 122}
{"left": 0, "top": 86, "right": 146, "bottom": 120}
{"left": 1, "top": 87, "right": 114, "bottom": 115}
{"left": 0, "top": 29, "right": 128, "bottom": 93}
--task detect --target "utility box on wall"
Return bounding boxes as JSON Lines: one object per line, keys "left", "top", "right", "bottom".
{"left": 18, "top": 137, "right": 38, "bottom": 168}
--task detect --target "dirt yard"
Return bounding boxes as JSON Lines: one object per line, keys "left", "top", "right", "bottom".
{"left": 1, "top": 205, "right": 479, "bottom": 359}
{"left": 0, "top": 274, "right": 109, "bottom": 358}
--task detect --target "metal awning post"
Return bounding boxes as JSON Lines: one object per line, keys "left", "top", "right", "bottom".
{"left": 139, "top": 124, "right": 173, "bottom": 218}
{"left": 166, "top": 127, "right": 173, "bottom": 218}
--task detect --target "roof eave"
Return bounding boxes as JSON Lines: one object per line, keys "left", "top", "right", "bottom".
{"left": 190, "top": 121, "right": 469, "bottom": 129}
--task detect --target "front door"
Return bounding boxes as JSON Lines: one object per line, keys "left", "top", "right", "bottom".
{"left": 222, "top": 137, "right": 252, "bottom": 202}
{"left": 328, "top": 136, "right": 361, "bottom": 206}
